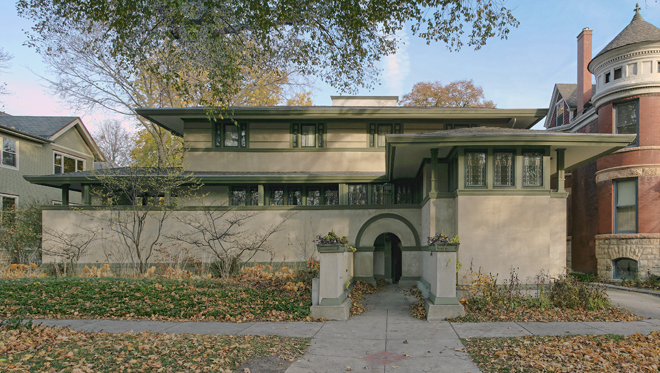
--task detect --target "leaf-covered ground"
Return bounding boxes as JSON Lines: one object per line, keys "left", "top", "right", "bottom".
{"left": 348, "top": 280, "right": 386, "bottom": 316}
{"left": 448, "top": 298, "right": 642, "bottom": 322}
{"left": 0, "top": 277, "right": 313, "bottom": 322}
{"left": 405, "top": 288, "right": 640, "bottom": 322}
{"left": 463, "top": 332, "right": 660, "bottom": 372}
{"left": 0, "top": 323, "right": 308, "bottom": 372}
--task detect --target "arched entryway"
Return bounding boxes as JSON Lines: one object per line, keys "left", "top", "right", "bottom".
{"left": 374, "top": 233, "right": 402, "bottom": 283}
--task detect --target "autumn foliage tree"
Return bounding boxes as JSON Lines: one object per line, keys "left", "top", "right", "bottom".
{"left": 400, "top": 80, "right": 496, "bottom": 108}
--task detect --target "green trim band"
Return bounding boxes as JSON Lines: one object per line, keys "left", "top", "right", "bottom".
{"left": 398, "top": 276, "right": 421, "bottom": 283}
{"left": 187, "top": 147, "right": 386, "bottom": 153}
{"left": 317, "top": 244, "right": 349, "bottom": 253}
{"left": 319, "top": 291, "right": 348, "bottom": 306}
{"left": 355, "top": 213, "right": 421, "bottom": 247}
{"left": 421, "top": 243, "right": 460, "bottom": 252}
{"left": 427, "top": 294, "right": 461, "bottom": 305}
{"left": 418, "top": 277, "right": 431, "bottom": 292}
{"left": 40, "top": 204, "right": 422, "bottom": 212}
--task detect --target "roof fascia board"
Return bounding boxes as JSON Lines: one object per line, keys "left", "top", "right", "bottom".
{"left": 50, "top": 118, "right": 106, "bottom": 161}
{"left": 386, "top": 133, "right": 635, "bottom": 146}
{"left": 0, "top": 125, "right": 51, "bottom": 143}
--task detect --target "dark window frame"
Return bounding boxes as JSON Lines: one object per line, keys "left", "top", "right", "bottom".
{"left": 1, "top": 137, "right": 17, "bottom": 168}
{"left": 493, "top": 150, "right": 516, "bottom": 188}
{"left": 614, "top": 67, "right": 622, "bottom": 80}
{"left": 214, "top": 122, "right": 249, "bottom": 149}
{"left": 613, "top": 257, "right": 638, "bottom": 279}
{"left": 522, "top": 150, "right": 544, "bottom": 187}
{"left": 291, "top": 123, "right": 324, "bottom": 149}
{"left": 615, "top": 99, "right": 639, "bottom": 147}
{"left": 614, "top": 178, "right": 638, "bottom": 234}
{"left": 464, "top": 150, "right": 488, "bottom": 188}
{"left": 369, "top": 123, "right": 402, "bottom": 148}
{"left": 605, "top": 72, "right": 611, "bottom": 83}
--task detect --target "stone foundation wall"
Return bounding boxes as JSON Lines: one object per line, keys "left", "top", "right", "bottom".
{"left": 595, "top": 234, "right": 660, "bottom": 279}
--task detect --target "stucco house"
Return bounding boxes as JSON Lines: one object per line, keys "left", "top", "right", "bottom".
{"left": 26, "top": 96, "right": 634, "bottom": 287}
{"left": 546, "top": 7, "right": 660, "bottom": 280}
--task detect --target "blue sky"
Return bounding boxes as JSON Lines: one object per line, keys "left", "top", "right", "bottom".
{"left": 1, "top": 0, "right": 659, "bottom": 133}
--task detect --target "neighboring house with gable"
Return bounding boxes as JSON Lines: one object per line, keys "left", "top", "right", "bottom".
{"left": 0, "top": 113, "right": 104, "bottom": 213}
{"left": 26, "top": 96, "right": 634, "bottom": 287}
{"left": 546, "top": 6, "right": 660, "bottom": 280}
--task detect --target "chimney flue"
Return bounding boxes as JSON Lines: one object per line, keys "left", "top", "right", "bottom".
{"left": 577, "top": 27, "right": 593, "bottom": 114}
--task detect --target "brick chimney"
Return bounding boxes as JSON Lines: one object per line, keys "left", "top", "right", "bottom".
{"left": 577, "top": 28, "right": 593, "bottom": 114}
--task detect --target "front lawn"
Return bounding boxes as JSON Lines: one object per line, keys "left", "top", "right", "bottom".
{"left": 0, "top": 276, "right": 312, "bottom": 322}
{"left": 463, "top": 332, "right": 660, "bottom": 372}
{"left": 0, "top": 323, "right": 308, "bottom": 372}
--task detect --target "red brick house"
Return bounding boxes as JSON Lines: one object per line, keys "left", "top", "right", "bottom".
{"left": 546, "top": 6, "right": 660, "bottom": 279}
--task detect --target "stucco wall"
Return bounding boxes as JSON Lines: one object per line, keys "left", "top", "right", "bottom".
{"left": 184, "top": 151, "right": 386, "bottom": 173}
{"left": 456, "top": 195, "right": 566, "bottom": 283}
{"left": 42, "top": 208, "right": 422, "bottom": 266}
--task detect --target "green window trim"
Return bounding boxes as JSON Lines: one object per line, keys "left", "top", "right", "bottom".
{"left": 230, "top": 186, "right": 259, "bottom": 206}
{"left": 291, "top": 123, "right": 325, "bottom": 149}
{"left": 493, "top": 151, "right": 515, "bottom": 187}
{"left": 464, "top": 150, "right": 487, "bottom": 188}
{"left": 369, "top": 123, "right": 402, "bottom": 148}
{"left": 215, "top": 122, "right": 249, "bottom": 149}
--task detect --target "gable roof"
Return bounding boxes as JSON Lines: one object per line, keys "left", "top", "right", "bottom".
{"left": 555, "top": 84, "right": 597, "bottom": 109}
{"left": 0, "top": 114, "right": 105, "bottom": 161}
{"left": 592, "top": 11, "right": 660, "bottom": 62}
{"left": 0, "top": 115, "right": 78, "bottom": 140}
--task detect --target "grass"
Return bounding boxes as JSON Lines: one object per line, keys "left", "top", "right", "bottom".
{"left": 0, "top": 322, "right": 309, "bottom": 372}
{"left": 0, "top": 276, "right": 313, "bottom": 322}
{"left": 463, "top": 332, "right": 660, "bottom": 372}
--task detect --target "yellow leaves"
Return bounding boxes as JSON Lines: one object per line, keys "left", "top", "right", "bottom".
{"left": 81, "top": 265, "right": 113, "bottom": 278}
{"left": 1, "top": 263, "right": 44, "bottom": 279}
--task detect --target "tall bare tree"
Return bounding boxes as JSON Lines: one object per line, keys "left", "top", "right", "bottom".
{"left": 94, "top": 119, "right": 134, "bottom": 167}
{"left": 0, "top": 47, "right": 13, "bottom": 101}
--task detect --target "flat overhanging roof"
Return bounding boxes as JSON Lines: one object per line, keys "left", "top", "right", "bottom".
{"left": 135, "top": 106, "right": 549, "bottom": 137}
{"left": 387, "top": 128, "right": 637, "bottom": 179}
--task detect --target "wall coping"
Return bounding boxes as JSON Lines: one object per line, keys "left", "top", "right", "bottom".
{"left": 595, "top": 233, "right": 660, "bottom": 239}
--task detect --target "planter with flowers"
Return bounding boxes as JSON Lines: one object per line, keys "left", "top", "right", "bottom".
{"left": 418, "top": 231, "right": 465, "bottom": 320}
{"left": 310, "top": 231, "right": 355, "bottom": 320}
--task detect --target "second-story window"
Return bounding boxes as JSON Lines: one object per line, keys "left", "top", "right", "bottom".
{"left": 54, "top": 152, "right": 85, "bottom": 174}
{"left": 493, "top": 152, "right": 514, "bottom": 187}
{"left": 465, "top": 151, "right": 487, "bottom": 187}
{"left": 556, "top": 101, "right": 564, "bottom": 126}
{"left": 1, "top": 137, "right": 17, "bottom": 168}
{"left": 292, "top": 123, "right": 324, "bottom": 148}
{"left": 615, "top": 100, "right": 638, "bottom": 145}
{"left": 215, "top": 123, "right": 248, "bottom": 148}
{"left": 369, "top": 123, "right": 401, "bottom": 147}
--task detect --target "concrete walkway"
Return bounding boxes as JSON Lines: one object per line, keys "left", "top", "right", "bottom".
{"left": 30, "top": 285, "right": 660, "bottom": 373}
{"left": 607, "top": 287, "right": 660, "bottom": 319}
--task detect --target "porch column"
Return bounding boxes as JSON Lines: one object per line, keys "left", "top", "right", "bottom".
{"left": 429, "top": 148, "right": 439, "bottom": 198}
{"left": 258, "top": 184, "right": 265, "bottom": 206}
{"left": 61, "top": 184, "right": 70, "bottom": 206}
{"left": 556, "top": 148, "right": 566, "bottom": 193}
{"left": 82, "top": 184, "right": 91, "bottom": 205}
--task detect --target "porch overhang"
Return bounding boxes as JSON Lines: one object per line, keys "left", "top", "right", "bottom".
{"left": 386, "top": 129, "right": 637, "bottom": 179}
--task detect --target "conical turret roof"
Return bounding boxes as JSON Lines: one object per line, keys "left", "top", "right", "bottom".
{"left": 593, "top": 5, "right": 660, "bottom": 60}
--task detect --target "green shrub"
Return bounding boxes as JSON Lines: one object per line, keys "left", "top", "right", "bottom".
{"left": 209, "top": 258, "right": 240, "bottom": 278}
{"left": 569, "top": 272, "right": 598, "bottom": 283}
{"left": 550, "top": 274, "right": 610, "bottom": 311}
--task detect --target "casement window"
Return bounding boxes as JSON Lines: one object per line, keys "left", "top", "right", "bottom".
{"left": 348, "top": 184, "right": 367, "bottom": 205}
{"left": 215, "top": 123, "right": 248, "bottom": 148}
{"left": 556, "top": 102, "right": 564, "bottom": 126}
{"left": 0, "top": 194, "right": 17, "bottom": 225}
{"left": 614, "top": 179, "right": 637, "bottom": 233}
{"left": 1, "top": 137, "right": 17, "bottom": 168}
{"left": 304, "top": 186, "right": 339, "bottom": 205}
{"left": 605, "top": 72, "right": 611, "bottom": 84}
{"left": 614, "top": 67, "right": 622, "bottom": 80}
{"left": 493, "top": 152, "right": 515, "bottom": 187}
{"left": 369, "top": 123, "right": 401, "bottom": 147}
{"left": 291, "top": 123, "right": 324, "bottom": 148}
{"left": 288, "top": 188, "right": 302, "bottom": 205}
{"left": 465, "top": 151, "right": 487, "bottom": 187}
{"left": 613, "top": 258, "right": 638, "bottom": 279}
{"left": 615, "top": 100, "right": 638, "bottom": 145}
{"left": 230, "top": 186, "right": 258, "bottom": 206}
{"left": 522, "top": 152, "right": 543, "bottom": 187}
{"left": 324, "top": 188, "right": 339, "bottom": 205}
{"left": 54, "top": 152, "right": 85, "bottom": 174}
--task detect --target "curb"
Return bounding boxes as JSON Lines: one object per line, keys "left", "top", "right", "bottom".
{"left": 596, "top": 282, "right": 660, "bottom": 297}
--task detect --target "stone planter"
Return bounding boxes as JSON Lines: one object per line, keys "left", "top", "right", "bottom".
{"left": 418, "top": 242, "right": 464, "bottom": 320}
{"left": 311, "top": 243, "right": 354, "bottom": 320}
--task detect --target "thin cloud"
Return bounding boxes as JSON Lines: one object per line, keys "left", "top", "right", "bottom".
{"left": 384, "top": 29, "right": 410, "bottom": 95}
